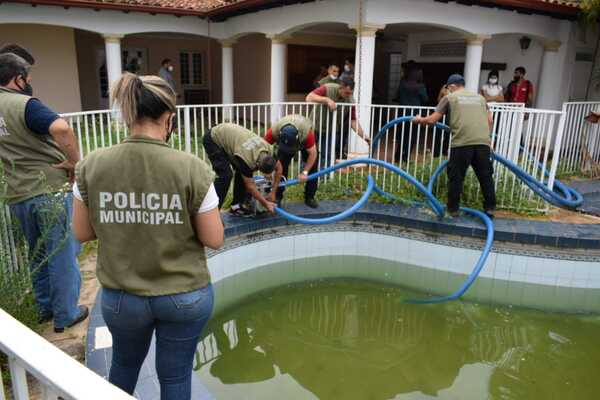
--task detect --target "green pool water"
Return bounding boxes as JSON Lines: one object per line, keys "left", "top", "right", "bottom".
{"left": 195, "top": 278, "right": 600, "bottom": 399}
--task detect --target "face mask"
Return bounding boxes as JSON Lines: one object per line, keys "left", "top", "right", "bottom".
{"left": 344, "top": 65, "right": 351, "bottom": 72}
{"left": 514, "top": 75, "right": 520, "bottom": 81}
{"left": 330, "top": 74, "right": 337, "bottom": 80}
{"left": 489, "top": 78, "right": 498, "bottom": 84}
{"left": 16, "top": 75, "right": 33, "bottom": 96}
{"left": 167, "top": 66, "right": 174, "bottom": 72}
{"left": 165, "top": 114, "right": 176, "bottom": 143}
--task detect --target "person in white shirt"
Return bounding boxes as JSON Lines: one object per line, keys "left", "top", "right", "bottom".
{"left": 481, "top": 70, "right": 504, "bottom": 103}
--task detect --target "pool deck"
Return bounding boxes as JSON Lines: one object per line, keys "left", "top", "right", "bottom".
{"left": 570, "top": 179, "right": 600, "bottom": 217}
{"left": 85, "top": 199, "right": 600, "bottom": 400}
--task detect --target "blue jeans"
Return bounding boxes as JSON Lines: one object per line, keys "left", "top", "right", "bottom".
{"left": 101, "top": 284, "right": 214, "bottom": 400}
{"left": 9, "top": 192, "right": 82, "bottom": 327}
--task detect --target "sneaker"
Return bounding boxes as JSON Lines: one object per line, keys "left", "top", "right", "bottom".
{"left": 229, "top": 204, "right": 253, "bottom": 217}
{"left": 54, "top": 305, "right": 89, "bottom": 333}
{"left": 304, "top": 198, "right": 319, "bottom": 209}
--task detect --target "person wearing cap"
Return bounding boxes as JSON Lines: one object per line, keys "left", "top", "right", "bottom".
{"left": 265, "top": 115, "right": 319, "bottom": 208}
{"left": 203, "top": 122, "right": 277, "bottom": 216}
{"left": 306, "top": 77, "right": 370, "bottom": 167}
{"left": 414, "top": 73, "right": 496, "bottom": 218}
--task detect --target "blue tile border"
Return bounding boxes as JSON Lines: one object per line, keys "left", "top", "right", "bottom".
{"left": 85, "top": 199, "right": 599, "bottom": 399}
{"left": 221, "top": 200, "right": 599, "bottom": 250}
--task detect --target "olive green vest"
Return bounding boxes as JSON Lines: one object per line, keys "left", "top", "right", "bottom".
{"left": 446, "top": 90, "right": 491, "bottom": 148}
{"left": 210, "top": 123, "right": 272, "bottom": 171}
{"left": 271, "top": 115, "right": 312, "bottom": 153}
{"left": 75, "top": 136, "right": 215, "bottom": 296}
{"left": 309, "top": 83, "right": 354, "bottom": 134}
{"left": 0, "top": 88, "right": 69, "bottom": 204}
{"left": 318, "top": 76, "right": 339, "bottom": 86}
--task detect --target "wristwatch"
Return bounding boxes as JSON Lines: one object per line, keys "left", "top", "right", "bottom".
{"left": 302, "top": 170, "right": 308, "bottom": 176}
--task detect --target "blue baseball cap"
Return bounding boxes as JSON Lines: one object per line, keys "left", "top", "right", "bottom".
{"left": 446, "top": 74, "right": 465, "bottom": 86}
{"left": 278, "top": 124, "right": 299, "bottom": 154}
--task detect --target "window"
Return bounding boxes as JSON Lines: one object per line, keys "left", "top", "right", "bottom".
{"left": 192, "top": 53, "right": 203, "bottom": 85}
{"left": 388, "top": 53, "right": 403, "bottom": 103}
{"left": 180, "top": 53, "right": 190, "bottom": 85}
{"left": 180, "top": 52, "right": 203, "bottom": 86}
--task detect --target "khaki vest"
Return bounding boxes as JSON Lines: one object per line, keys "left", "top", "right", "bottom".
{"left": 0, "top": 88, "right": 68, "bottom": 204}
{"left": 309, "top": 83, "right": 354, "bottom": 134}
{"left": 210, "top": 123, "right": 272, "bottom": 170}
{"left": 447, "top": 90, "right": 491, "bottom": 148}
{"left": 318, "top": 76, "right": 340, "bottom": 86}
{"left": 271, "top": 115, "right": 313, "bottom": 153}
{"left": 75, "top": 136, "right": 215, "bottom": 296}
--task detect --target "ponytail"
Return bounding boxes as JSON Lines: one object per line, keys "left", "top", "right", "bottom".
{"left": 111, "top": 72, "right": 176, "bottom": 129}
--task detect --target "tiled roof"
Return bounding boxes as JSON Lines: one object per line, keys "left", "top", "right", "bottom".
{"left": 7, "top": 0, "right": 582, "bottom": 18}
{"left": 95, "top": 0, "right": 246, "bottom": 12}
{"left": 540, "top": 0, "right": 582, "bottom": 7}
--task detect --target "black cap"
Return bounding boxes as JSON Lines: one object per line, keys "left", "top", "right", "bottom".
{"left": 278, "top": 124, "right": 299, "bottom": 154}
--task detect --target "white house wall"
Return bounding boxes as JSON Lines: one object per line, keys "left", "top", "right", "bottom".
{"left": 220, "top": 0, "right": 362, "bottom": 39}
{"left": 0, "top": 24, "right": 82, "bottom": 112}
{"left": 481, "top": 35, "right": 544, "bottom": 95}
{"left": 74, "top": 30, "right": 223, "bottom": 110}
{"left": 366, "top": 0, "right": 563, "bottom": 40}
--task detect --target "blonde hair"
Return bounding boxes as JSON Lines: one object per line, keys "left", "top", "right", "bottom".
{"left": 111, "top": 72, "right": 176, "bottom": 128}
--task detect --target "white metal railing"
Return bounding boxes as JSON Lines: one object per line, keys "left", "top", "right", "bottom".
{"left": 61, "top": 101, "right": 566, "bottom": 212}
{"left": 559, "top": 102, "right": 600, "bottom": 176}
{"left": 0, "top": 309, "right": 134, "bottom": 400}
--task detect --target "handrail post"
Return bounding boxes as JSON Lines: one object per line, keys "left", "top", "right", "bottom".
{"left": 0, "top": 365, "right": 6, "bottom": 400}
{"left": 184, "top": 106, "right": 192, "bottom": 154}
{"left": 8, "top": 358, "right": 29, "bottom": 400}
{"left": 330, "top": 109, "right": 338, "bottom": 178}
{"left": 548, "top": 106, "right": 567, "bottom": 190}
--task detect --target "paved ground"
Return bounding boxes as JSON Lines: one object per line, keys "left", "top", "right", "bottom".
{"left": 568, "top": 179, "right": 600, "bottom": 217}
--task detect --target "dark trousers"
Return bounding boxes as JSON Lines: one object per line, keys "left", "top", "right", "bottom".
{"left": 276, "top": 149, "right": 318, "bottom": 201}
{"left": 203, "top": 131, "right": 248, "bottom": 208}
{"left": 447, "top": 145, "right": 496, "bottom": 213}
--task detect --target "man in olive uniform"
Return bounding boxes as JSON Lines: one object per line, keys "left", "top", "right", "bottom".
{"left": 265, "top": 115, "right": 319, "bottom": 208}
{"left": 414, "top": 74, "right": 496, "bottom": 218}
{"left": 306, "top": 78, "right": 370, "bottom": 167}
{"left": 318, "top": 64, "right": 340, "bottom": 86}
{"left": 0, "top": 53, "right": 87, "bottom": 332}
{"left": 203, "top": 122, "right": 276, "bottom": 215}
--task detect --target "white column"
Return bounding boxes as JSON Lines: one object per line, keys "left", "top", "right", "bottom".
{"left": 349, "top": 24, "right": 384, "bottom": 154}
{"left": 536, "top": 40, "right": 562, "bottom": 110}
{"left": 220, "top": 39, "right": 236, "bottom": 105}
{"left": 103, "top": 34, "right": 123, "bottom": 94}
{"left": 463, "top": 35, "right": 490, "bottom": 93}
{"left": 268, "top": 34, "right": 289, "bottom": 123}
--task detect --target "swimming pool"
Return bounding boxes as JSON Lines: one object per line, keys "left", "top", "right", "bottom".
{"left": 195, "top": 262, "right": 600, "bottom": 399}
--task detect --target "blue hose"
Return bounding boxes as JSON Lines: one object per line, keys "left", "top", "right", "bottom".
{"left": 271, "top": 116, "right": 583, "bottom": 304}
{"left": 276, "top": 175, "right": 375, "bottom": 225}
{"left": 371, "top": 116, "right": 449, "bottom": 149}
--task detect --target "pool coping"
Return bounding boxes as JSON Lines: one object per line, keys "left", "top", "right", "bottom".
{"left": 85, "top": 200, "right": 600, "bottom": 399}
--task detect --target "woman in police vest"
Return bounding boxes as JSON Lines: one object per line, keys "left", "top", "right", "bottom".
{"left": 72, "top": 73, "right": 223, "bottom": 399}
